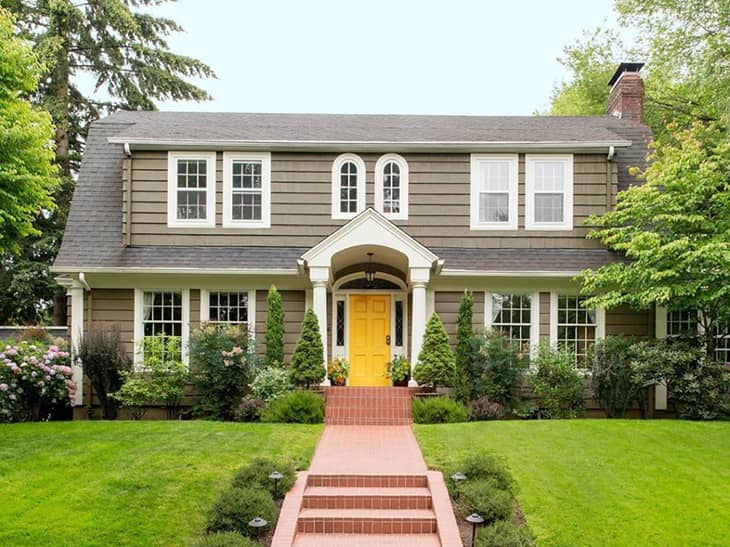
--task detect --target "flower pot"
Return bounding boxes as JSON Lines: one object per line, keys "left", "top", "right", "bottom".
{"left": 392, "top": 378, "right": 409, "bottom": 387}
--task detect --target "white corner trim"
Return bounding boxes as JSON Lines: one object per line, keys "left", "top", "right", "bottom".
{"left": 222, "top": 152, "right": 271, "bottom": 228}
{"left": 525, "top": 154, "right": 574, "bottom": 231}
{"left": 655, "top": 306, "right": 668, "bottom": 339}
{"left": 469, "top": 154, "right": 518, "bottom": 231}
{"left": 331, "top": 153, "right": 366, "bottom": 220}
{"left": 596, "top": 307, "right": 606, "bottom": 340}
{"left": 181, "top": 289, "right": 190, "bottom": 365}
{"left": 530, "top": 291, "right": 540, "bottom": 357}
{"left": 374, "top": 153, "right": 409, "bottom": 220}
{"left": 549, "top": 292, "right": 558, "bottom": 347}
{"left": 167, "top": 151, "right": 217, "bottom": 228}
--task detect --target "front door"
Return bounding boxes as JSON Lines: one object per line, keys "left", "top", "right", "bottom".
{"left": 349, "top": 294, "right": 391, "bottom": 386}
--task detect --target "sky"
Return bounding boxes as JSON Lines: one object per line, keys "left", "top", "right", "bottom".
{"left": 123, "top": 0, "right": 628, "bottom": 116}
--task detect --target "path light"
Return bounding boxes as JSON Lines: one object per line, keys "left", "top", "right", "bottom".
{"left": 248, "top": 517, "right": 268, "bottom": 538}
{"left": 269, "top": 470, "right": 283, "bottom": 498}
{"left": 450, "top": 471, "right": 466, "bottom": 498}
{"left": 466, "top": 513, "right": 485, "bottom": 547}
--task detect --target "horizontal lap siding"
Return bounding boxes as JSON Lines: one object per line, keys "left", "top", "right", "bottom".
{"left": 254, "top": 290, "right": 305, "bottom": 363}
{"left": 539, "top": 292, "right": 551, "bottom": 341}
{"left": 129, "top": 152, "right": 614, "bottom": 249}
{"left": 434, "top": 291, "right": 485, "bottom": 348}
{"left": 86, "top": 289, "right": 135, "bottom": 356}
{"left": 606, "top": 306, "right": 652, "bottom": 337}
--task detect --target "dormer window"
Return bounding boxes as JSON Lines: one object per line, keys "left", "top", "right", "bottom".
{"left": 167, "top": 152, "right": 216, "bottom": 228}
{"left": 526, "top": 154, "right": 573, "bottom": 230}
{"left": 331, "top": 153, "right": 366, "bottom": 219}
{"left": 375, "top": 153, "right": 409, "bottom": 220}
{"left": 223, "top": 152, "right": 271, "bottom": 228}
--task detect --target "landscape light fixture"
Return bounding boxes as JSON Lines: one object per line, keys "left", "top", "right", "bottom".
{"left": 466, "top": 513, "right": 485, "bottom": 547}
{"left": 248, "top": 517, "right": 268, "bottom": 537}
{"left": 269, "top": 470, "right": 283, "bottom": 498}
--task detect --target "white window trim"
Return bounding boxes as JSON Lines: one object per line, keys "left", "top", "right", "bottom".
{"left": 134, "top": 288, "right": 190, "bottom": 368}
{"left": 549, "top": 291, "right": 604, "bottom": 356}
{"left": 470, "top": 154, "right": 519, "bottom": 230}
{"left": 374, "top": 153, "right": 409, "bottom": 220}
{"left": 200, "top": 289, "right": 256, "bottom": 335}
{"left": 331, "top": 153, "right": 366, "bottom": 220}
{"left": 484, "top": 291, "right": 540, "bottom": 357}
{"left": 222, "top": 152, "right": 271, "bottom": 228}
{"left": 525, "top": 154, "right": 574, "bottom": 231}
{"left": 167, "top": 151, "right": 217, "bottom": 228}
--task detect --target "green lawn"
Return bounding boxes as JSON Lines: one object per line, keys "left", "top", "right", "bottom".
{"left": 415, "top": 420, "right": 730, "bottom": 547}
{"left": 0, "top": 421, "right": 322, "bottom": 547}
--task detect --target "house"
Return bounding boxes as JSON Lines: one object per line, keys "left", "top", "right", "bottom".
{"left": 54, "top": 62, "right": 683, "bottom": 414}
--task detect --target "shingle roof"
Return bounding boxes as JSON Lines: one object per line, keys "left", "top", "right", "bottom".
{"left": 105, "top": 111, "right": 636, "bottom": 146}
{"left": 434, "top": 248, "right": 623, "bottom": 273}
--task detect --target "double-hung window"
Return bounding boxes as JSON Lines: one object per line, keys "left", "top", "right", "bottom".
{"left": 332, "top": 153, "right": 366, "bottom": 219}
{"left": 375, "top": 154, "right": 409, "bottom": 220}
{"left": 202, "top": 291, "right": 251, "bottom": 326}
{"left": 223, "top": 152, "right": 271, "bottom": 228}
{"left": 167, "top": 152, "right": 216, "bottom": 227}
{"left": 470, "top": 155, "right": 518, "bottom": 230}
{"left": 663, "top": 308, "right": 729, "bottom": 364}
{"left": 554, "top": 295, "right": 598, "bottom": 367}
{"left": 134, "top": 289, "right": 190, "bottom": 366}
{"left": 487, "top": 293, "right": 534, "bottom": 352}
{"left": 526, "top": 155, "right": 573, "bottom": 230}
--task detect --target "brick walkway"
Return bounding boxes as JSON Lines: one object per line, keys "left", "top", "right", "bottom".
{"left": 271, "top": 388, "right": 463, "bottom": 547}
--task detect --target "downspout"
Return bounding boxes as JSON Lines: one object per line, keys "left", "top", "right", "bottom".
{"left": 123, "top": 143, "right": 132, "bottom": 247}
{"left": 606, "top": 145, "right": 615, "bottom": 211}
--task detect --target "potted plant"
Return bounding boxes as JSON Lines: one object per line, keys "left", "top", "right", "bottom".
{"left": 385, "top": 355, "right": 411, "bottom": 387}
{"left": 327, "top": 357, "right": 350, "bottom": 386}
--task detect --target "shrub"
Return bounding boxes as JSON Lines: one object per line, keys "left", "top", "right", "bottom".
{"left": 206, "top": 486, "right": 277, "bottom": 537}
{"left": 190, "top": 323, "right": 257, "bottom": 420}
{"left": 469, "top": 396, "right": 505, "bottom": 421}
{"left": 234, "top": 396, "right": 265, "bottom": 422}
{"left": 385, "top": 355, "right": 410, "bottom": 385}
{"left": 477, "top": 521, "right": 536, "bottom": 547}
{"left": 529, "top": 343, "right": 584, "bottom": 418}
{"left": 450, "top": 451, "right": 515, "bottom": 493}
{"left": 250, "top": 366, "right": 291, "bottom": 402}
{"left": 412, "top": 396, "right": 468, "bottom": 424}
{"left": 589, "top": 336, "right": 641, "bottom": 418}
{"left": 457, "top": 478, "right": 514, "bottom": 524}
{"left": 471, "top": 330, "right": 529, "bottom": 410}
{"left": 455, "top": 290, "right": 474, "bottom": 402}
{"left": 413, "top": 313, "right": 456, "bottom": 388}
{"left": 260, "top": 390, "right": 324, "bottom": 423}
{"left": 190, "top": 532, "right": 259, "bottom": 547}
{"left": 76, "top": 327, "right": 131, "bottom": 419}
{"left": 327, "top": 357, "right": 349, "bottom": 386}
{"left": 0, "top": 340, "right": 75, "bottom": 422}
{"left": 264, "top": 285, "right": 284, "bottom": 368}
{"left": 289, "top": 309, "right": 325, "bottom": 388}
{"left": 114, "top": 335, "right": 189, "bottom": 420}
{"left": 230, "top": 457, "right": 297, "bottom": 499}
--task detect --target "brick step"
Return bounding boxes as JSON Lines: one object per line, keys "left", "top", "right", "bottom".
{"left": 306, "top": 474, "right": 428, "bottom": 488}
{"left": 292, "top": 533, "right": 442, "bottom": 546}
{"left": 296, "top": 508, "right": 438, "bottom": 534}
{"left": 324, "top": 387, "right": 413, "bottom": 425}
{"left": 302, "top": 486, "right": 432, "bottom": 509}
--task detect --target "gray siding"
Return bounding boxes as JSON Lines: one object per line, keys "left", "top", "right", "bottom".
{"left": 539, "top": 292, "right": 551, "bottom": 341}
{"left": 127, "top": 151, "right": 616, "bottom": 249}
{"left": 606, "top": 306, "right": 652, "bottom": 337}
{"left": 85, "top": 289, "right": 135, "bottom": 356}
{"left": 255, "top": 290, "right": 306, "bottom": 362}
{"left": 434, "top": 291, "right": 485, "bottom": 348}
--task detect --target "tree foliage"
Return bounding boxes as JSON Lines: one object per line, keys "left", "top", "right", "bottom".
{"left": 0, "top": 8, "right": 57, "bottom": 255}
{"left": 289, "top": 309, "right": 325, "bottom": 388}
{"left": 264, "top": 284, "right": 284, "bottom": 367}
{"left": 413, "top": 313, "right": 456, "bottom": 388}
{"left": 580, "top": 123, "right": 730, "bottom": 356}
{"left": 454, "top": 290, "right": 473, "bottom": 401}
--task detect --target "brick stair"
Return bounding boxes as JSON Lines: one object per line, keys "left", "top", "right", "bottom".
{"left": 324, "top": 387, "right": 413, "bottom": 425}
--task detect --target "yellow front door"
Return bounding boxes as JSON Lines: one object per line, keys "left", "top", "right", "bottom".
{"left": 349, "top": 294, "right": 391, "bottom": 387}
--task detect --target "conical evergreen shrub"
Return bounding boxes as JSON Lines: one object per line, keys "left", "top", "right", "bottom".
{"left": 455, "top": 290, "right": 474, "bottom": 401}
{"left": 264, "top": 285, "right": 285, "bottom": 367}
{"left": 413, "top": 313, "right": 456, "bottom": 388}
{"left": 289, "top": 308, "right": 325, "bottom": 387}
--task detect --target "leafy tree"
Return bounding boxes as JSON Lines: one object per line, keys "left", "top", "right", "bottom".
{"left": 289, "top": 309, "right": 325, "bottom": 388}
{"left": 0, "top": 0, "right": 215, "bottom": 324}
{"left": 413, "top": 313, "right": 456, "bottom": 388}
{"left": 580, "top": 123, "right": 730, "bottom": 358}
{"left": 0, "top": 8, "right": 57, "bottom": 256}
{"left": 454, "top": 290, "right": 474, "bottom": 402}
{"left": 264, "top": 285, "right": 285, "bottom": 367}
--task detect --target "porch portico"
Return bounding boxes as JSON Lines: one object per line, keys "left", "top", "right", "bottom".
{"left": 300, "top": 209, "right": 439, "bottom": 386}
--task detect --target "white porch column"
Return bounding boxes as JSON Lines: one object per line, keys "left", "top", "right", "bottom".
{"left": 409, "top": 267, "right": 430, "bottom": 386}
{"left": 70, "top": 280, "right": 85, "bottom": 406}
{"left": 310, "top": 267, "right": 329, "bottom": 385}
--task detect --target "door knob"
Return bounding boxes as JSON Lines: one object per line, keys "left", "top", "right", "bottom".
{"left": 386, "top": 335, "right": 391, "bottom": 345}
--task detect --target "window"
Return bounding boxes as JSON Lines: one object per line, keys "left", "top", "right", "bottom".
{"left": 395, "top": 300, "right": 404, "bottom": 347}
{"left": 167, "top": 152, "right": 216, "bottom": 227}
{"left": 207, "top": 292, "right": 248, "bottom": 325}
{"left": 223, "top": 153, "right": 271, "bottom": 228}
{"left": 556, "top": 295, "right": 596, "bottom": 366}
{"left": 135, "top": 289, "right": 190, "bottom": 366}
{"left": 336, "top": 300, "right": 345, "bottom": 347}
{"left": 488, "top": 293, "right": 532, "bottom": 351}
{"left": 715, "top": 324, "right": 730, "bottom": 365}
{"left": 331, "top": 153, "right": 366, "bottom": 219}
{"left": 526, "top": 155, "right": 573, "bottom": 230}
{"left": 375, "top": 154, "right": 409, "bottom": 220}
{"left": 666, "top": 309, "right": 699, "bottom": 337}
{"left": 470, "top": 155, "right": 518, "bottom": 230}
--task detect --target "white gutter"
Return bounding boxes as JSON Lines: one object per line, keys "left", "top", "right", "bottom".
{"left": 439, "top": 269, "right": 582, "bottom": 278}
{"left": 51, "top": 266, "right": 300, "bottom": 275}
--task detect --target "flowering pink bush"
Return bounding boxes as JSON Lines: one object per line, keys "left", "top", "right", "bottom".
{"left": 0, "top": 339, "right": 76, "bottom": 422}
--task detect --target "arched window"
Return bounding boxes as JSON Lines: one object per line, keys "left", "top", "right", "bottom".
{"left": 375, "top": 153, "right": 409, "bottom": 219}
{"left": 331, "top": 153, "right": 366, "bottom": 219}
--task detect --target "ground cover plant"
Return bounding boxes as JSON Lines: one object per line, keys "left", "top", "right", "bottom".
{"left": 416, "top": 420, "right": 730, "bottom": 546}
{"left": 0, "top": 421, "right": 322, "bottom": 546}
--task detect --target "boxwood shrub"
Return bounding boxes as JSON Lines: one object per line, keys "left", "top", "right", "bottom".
{"left": 190, "top": 532, "right": 260, "bottom": 547}
{"left": 477, "top": 520, "right": 535, "bottom": 547}
{"left": 457, "top": 478, "right": 514, "bottom": 524}
{"left": 260, "top": 390, "right": 324, "bottom": 423}
{"left": 206, "top": 487, "right": 277, "bottom": 537}
{"left": 230, "top": 457, "right": 296, "bottom": 500}
{"left": 412, "top": 396, "right": 468, "bottom": 424}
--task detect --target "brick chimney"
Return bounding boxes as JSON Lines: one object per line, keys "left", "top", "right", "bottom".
{"left": 607, "top": 62, "right": 645, "bottom": 122}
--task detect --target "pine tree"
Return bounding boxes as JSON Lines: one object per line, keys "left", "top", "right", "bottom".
{"left": 413, "top": 313, "right": 456, "bottom": 388}
{"left": 264, "top": 285, "right": 285, "bottom": 367}
{"left": 454, "top": 290, "right": 474, "bottom": 402}
{"left": 1, "top": 0, "right": 215, "bottom": 324}
{"left": 289, "top": 309, "right": 325, "bottom": 388}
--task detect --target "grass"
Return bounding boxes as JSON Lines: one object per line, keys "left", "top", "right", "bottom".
{"left": 415, "top": 420, "right": 730, "bottom": 547}
{"left": 0, "top": 421, "right": 322, "bottom": 547}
